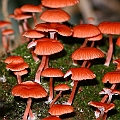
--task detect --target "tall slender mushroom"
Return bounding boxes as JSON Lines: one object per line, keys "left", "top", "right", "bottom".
{"left": 12, "top": 81, "right": 47, "bottom": 120}
{"left": 20, "top": 4, "right": 43, "bottom": 25}
{"left": 64, "top": 67, "right": 96, "bottom": 105}
{"left": 98, "top": 21, "right": 120, "bottom": 66}
{"left": 41, "top": 68, "right": 64, "bottom": 102}
{"left": 28, "top": 38, "right": 64, "bottom": 84}
{"left": 50, "top": 83, "right": 70, "bottom": 107}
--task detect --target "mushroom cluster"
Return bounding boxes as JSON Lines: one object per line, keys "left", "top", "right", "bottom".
{"left": 2, "top": 0, "right": 120, "bottom": 119}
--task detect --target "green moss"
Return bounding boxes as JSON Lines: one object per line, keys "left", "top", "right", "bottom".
{"left": 0, "top": 37, "right": 120, "bottom": 119}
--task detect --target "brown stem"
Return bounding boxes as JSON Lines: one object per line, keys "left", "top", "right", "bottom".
{"left": 104, "top": 34, "right": 113, "bottom": 66}
{"left": 23, "top": 98, "right": 32, "bottom": 120}
{"left": 35, "top": 55, "right": 47, "bottom": 84}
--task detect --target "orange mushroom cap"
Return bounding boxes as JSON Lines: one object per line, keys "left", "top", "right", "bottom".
{"left": 12, "top": 81, "right": 47, "bottom": 98}
{"left": 15, "top": 14, "right": 32, "bottom": 20}
{"left": 40, "top": 9, "right": 70, "bottom": 22}
{"left": 42, "top": 116, "right": 61, "bottom": 120}
{"left": 64, "top": 67, "right": 96, "bottom": 80}
{"left": 48, "top": 104, "right": 74, "bottom": 116}
{"left": 98, "top": 21, "right": 120, "bottom": 35}
{"left": 35, "top": 23, "right": 73, "bottom": 36}
{"left": 71, "top": 47, "right": 104, "bottom": 60}
{"left": 42, "top": 0, "right": 79, "bottom": 8}
{"left": 23, "top": 29, "right": 45, "bottom": 38}
{"left": 54, "top": 84, "right": 70, "bottom": 91}
{"left": 102, "top": 71, "right": 120, "bottom": 84}
{"left": 6, "top": 61, "right": 29, "bottom": 71}
{"left": 88, "top": 101, "right": 115, "bottom": 113}
{"left": 20, "top": 4, "right": 42, "bottom": 13}
{"left": 2, "top": 29, "right": 14, "bottom": 36}
{"left": 41, "top": 68, "right": 64, "bottom": 77}
{"left": 87, "top": 33, "right": 102, "bottom": 41}
{"left": 0, "top": 20, "right": 11, "bottom": 28}
{"left": 116, "top": 36, "right": 120, "bottom": 47}
{"left": 4, "top": 56, "right": 24, "bottom": 64}
{"left": 73, "top": 24, "right": 101, "bottom": 38}
{"left": 34, "top": 38, "right": 64, "bottom": 55}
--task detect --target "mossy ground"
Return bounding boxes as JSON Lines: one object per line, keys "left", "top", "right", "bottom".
{"left": 0, "top": 36, "right": 120, "bottom": 120}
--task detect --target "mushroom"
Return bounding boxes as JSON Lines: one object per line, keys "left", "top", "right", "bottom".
{"left": 73, "top": 24, "right": 101, "bottom": 48}
{"left": 99, "top": 88, "right": 120, "bottom": 103}
{"left": 98, "top": 70, "right": 120, "bottom": 105}
{"left": 42, "top": 116, "right": 61, "bottom": 120}
{"left": 12, "top": 81, "right": 47, "bottom": 120}
{"left": 4, "top": 55, "right": 24, "bottom": 64}
{"left": 40, "top": 8, "right": 70, "bottom": 23}
{"left": 13, "top": 69, "right": 28, "bottom": 84}
{"left": 35, "top": 22, "right": 72, "bottom": 39}
{"left": 64, "top": 67, "right": 96, "bottom": 105}
{"left": 23, "top": 29, "right": 45, "bottom": 62}
{"left": 71, "top": 47, "right": 104, "bottom": 67}
{"left": 113, "top": 58, "right": 120, "bottom": 71}
{"left": 20, "top": 4, "right": 43, "bottom": 25}
{"left": 41, "top": 68, "right": 64, "bottom": 103}
{"left": 28, "top": 38, "right": 64, "bottom": 84}
{"left": 2, "top": 29, "right": 14, "bottom": 53}
{"left": 41, "top": 0, "right": 79, "bottom": 8}
{"left": 98, "top": 21, "right": 120, "bottom": 66}
{"left": 50, "top": 83, "right": 70, "bottom": 107}
{"left": 48, "top": 104, "right": 74, "bottom": 117}
{"left": 88, "top": 101, "right": 115, "bottom": 120}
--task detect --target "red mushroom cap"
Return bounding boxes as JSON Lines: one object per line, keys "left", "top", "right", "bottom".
{"left": 42, "top": 0, "right": 79, "bottom": 8}
{"left": 48, "top": 104, "right": 74, "bottom": 116}
{"left": 6, "top": 61, "right": 29, "bottom": 71}
{"left": 34, "top": 38, "right": 64, "bottom": 55}
{"left": 35, "top": 23, "right": 73, "bottom": 36}
{"left": 12, "top": 81, "right": 47, "bottom": 98}
{"left": 102, "top": 71, "right": 120, "bottom": 84}
{"left": 71, "top": 47, "right": 104, "bottom": 60}
{"left": 73, "top": 24, "right": 101, "bottom": 38}
{"left": 23, "top": 29, "right": 45, "bottom": 38}
{"left": 64, "top": 67, "right": 96, "bottom": 80}
{"left": 40, "top": 9, "right": 70, "bottom": 22}
{"left": 4, "top": 56, "right": 24, "bottom": 64}
{"left": 42, "top": 116, "right": 61, "bottom": 120}
{"left": 2, "top": 29, "right": 14, "bottom": 36}
{"left": 20, "top": 4, "right": 42, "bottom": 13}
{"left": 98, "top": 21, "right": 120, "bottom": 35}
{"left": 41, "top": 68, "right": 64, "bottom": 77}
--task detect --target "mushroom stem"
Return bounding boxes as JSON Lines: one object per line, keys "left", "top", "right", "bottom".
{"left": 50, "top": 32, "right": 57, "bottom": 40}
{"left": 32, "top": 12, "right": 37, "bottom": 25}
{"left": 44, "top": 56, "right": 49, "bottom": 69}
{"left": 48, "top": 77, "right": 54, "bottom": 102}
{"left": 104, "top": 34, "right": 113, "bottom": 66}
{"left": 16, "top": 75, "right": 22, "bottom": 84}
{"left": 35, "top": 55, "right": 47, "bottom": 84}
{"left": 80, "top": 38, "right": 88, "bottom": 48}
{"left": 50, "top": 90, "right": 62, "bottom": 108}
{"left": 67, "top": 81, "right": 78, "bottom": 105}
{"left": 101, "top": 84, "right": 117, "bottom": 103}
{"left": 30, "top": 48, "right": 39, "bottom": 62}
{"left": 2, "top": 35, "right": 8, "bottom": 53}
{"left": 23, "top": 97, "right": 32, "bottom": 120}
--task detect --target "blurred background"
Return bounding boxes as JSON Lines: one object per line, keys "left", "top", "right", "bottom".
{"left": 0, "top": 0, "right": 120, "bottom": 55}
